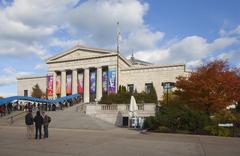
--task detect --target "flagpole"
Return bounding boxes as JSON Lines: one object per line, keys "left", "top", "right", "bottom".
{"left": 116, "top": 22, "right": 120, "bottom": 93}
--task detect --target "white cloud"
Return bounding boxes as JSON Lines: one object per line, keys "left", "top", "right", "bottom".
{"left": 50, "top": 38, "right": 86, "bottom": 49}
{"left": 0, "top": 66, "right": 33, "bottom": 87}
{"left": 34, "top": 64, "right": 47, "bottom": 71}
{"left": 133, "top": 49, "right": 169, "bottom": 63}
{"left": 219, "top": 25, "right": 240, "bottom": 37}
{"left": 186, "top": 60, "right": 203, "bottom": 71}
{"left": 217, "top": 52, "right": 232, "bottom": 60}
{"left": 209, "top": 37, "right": 238, "bottom": 51}
{"left": 0, "top": 76, "right": 16, "bottom": 87}
{"left": 0, "top": 0, "right": 159, "bottom": 58}
{"left": 0, "top": 40, "right": 50, "bottom": 59}
{"left": 3, "top": 66, "right": 17, "bottom": 74}
{"left": 133, "top": 35, "right": 239, "bottom": 66}
{"left": 123, "top": 27, "right": 165, "bottom": 51}
{"left": 0, "top": 0, "right": 239, "bottom": 71}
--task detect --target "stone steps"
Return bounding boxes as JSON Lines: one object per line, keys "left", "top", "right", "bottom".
{"left": 4, "top": 104, "right": 115, "bottom": 130}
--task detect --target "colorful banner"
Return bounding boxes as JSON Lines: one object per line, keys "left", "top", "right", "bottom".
{"left": 77, "top": 73, "right": 84, "bottom": 94}
{"left": 102, "top": 70, "right": 108, "bottom": 93}
{"left": 90, "top": 71, "right": 96, "bottom": 94}
{"left": 47, "top": 75, "right": 53, "bottom": 96}
{"left": 108, "top": 67, "right": 116, "bottom": 93}
{"left": 66, "top": 74, "right": 72, "bottom": 94}
{"left": 56, "top": 75, "right": 61, "bottom": 94}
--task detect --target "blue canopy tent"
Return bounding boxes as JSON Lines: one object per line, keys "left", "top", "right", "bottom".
{"left": 0, "top": 94, "right": 80, "bottom": 106}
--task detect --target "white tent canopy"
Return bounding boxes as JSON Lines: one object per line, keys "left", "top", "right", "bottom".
{"left": 129, "top": 95, "right": 138, "bottom": 117}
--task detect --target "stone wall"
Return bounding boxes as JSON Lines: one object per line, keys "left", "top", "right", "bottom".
{"left": 120, "top": 64, "right": 188, "bottom": 100}
{"left": 86, "top": 103, "right": 156, "bottom": 125}
{"left": 17, "top": 76, "right": 47, "bottom": 96}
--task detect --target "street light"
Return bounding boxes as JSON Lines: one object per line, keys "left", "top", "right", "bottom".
{"left": 161, "top": 82, "right": 175, "bottom": 105}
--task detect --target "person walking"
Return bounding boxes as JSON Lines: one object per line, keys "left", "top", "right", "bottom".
{"left": 25, "top": 110, "right": 34, "bottom": 139}
{"left": 34, "top": 111, "right": 43, "bottom": 139}
{"left": 42, "top": 112, "right": 51, "bottom": 138}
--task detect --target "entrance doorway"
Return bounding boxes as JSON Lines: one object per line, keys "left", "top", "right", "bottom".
{"left": 122, "top": 117, "right": 129, "bottom": 127}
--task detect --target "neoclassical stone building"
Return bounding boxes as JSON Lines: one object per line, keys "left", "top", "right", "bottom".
{"left": 17, "top": 45, "right": 188, "bottom": 103}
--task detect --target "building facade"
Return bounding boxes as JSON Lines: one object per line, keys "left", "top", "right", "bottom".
{"left": 17, "top": 45, "right": 188, "bottom": 103}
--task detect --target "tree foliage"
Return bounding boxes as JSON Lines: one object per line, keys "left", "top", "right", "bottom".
{"left": 144, "top": 103, "right": 210, "bottom": 133}
{"left": 175, "top": 60, "right": 240, "bottom": 114}
{"left": 99, "top": 85, "right": 158, "bottom": 104}
{"left": 31, "top": 84, "right": 44, "bottom": 98}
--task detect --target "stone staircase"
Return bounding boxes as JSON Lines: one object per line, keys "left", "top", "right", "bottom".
{"left": 4, "top": 103, "right": 115, "bottom": 130}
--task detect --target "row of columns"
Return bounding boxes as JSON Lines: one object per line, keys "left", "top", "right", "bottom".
{"left": 52, "top": 67, "right": 105, "bottom": 103}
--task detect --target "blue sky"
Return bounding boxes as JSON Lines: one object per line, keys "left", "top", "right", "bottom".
{"left": 0, "top": 0, "right": 239, "bottom": 97}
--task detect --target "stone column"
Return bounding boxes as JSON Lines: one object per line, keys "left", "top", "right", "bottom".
{"left": 61, "top": 70, "right": 66, "bottom": 97}
{"left": 72, "top": 69, "right": 78, "bottom": 94}
{"left": 84, "top": 68, "right": 89, "bottom": 103}
{"left": 53, "top": 72, "right": 57, "bottom": 99}
{"left": 96, "top": 67, "right": 102, "bottom": 101}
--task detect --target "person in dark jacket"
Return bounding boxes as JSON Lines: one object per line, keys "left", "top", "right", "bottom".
{"left": 34, "top": 111, "right": 43, "bottom": 139}
{"left": 25, "top": 110, "right": 34, "bottom": 139}
{"left": 42, "top": 112, "right": 51, "bottom": 138}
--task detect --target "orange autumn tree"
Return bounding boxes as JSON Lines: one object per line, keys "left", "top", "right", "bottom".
{"left": 175, "top": 60, "right": 240, "bottom": 114}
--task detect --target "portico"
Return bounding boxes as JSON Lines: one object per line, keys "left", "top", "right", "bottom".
{"left": 49, "top": 66, "right": 110, "bottom": 103}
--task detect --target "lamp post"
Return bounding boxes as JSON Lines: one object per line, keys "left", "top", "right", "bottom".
{"left": 161, "top": 82, "right": 175, "bottom": 105}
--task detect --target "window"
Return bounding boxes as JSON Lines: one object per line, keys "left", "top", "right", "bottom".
{"left": 127, "top": 84, "right": 134, "bottom": 93}
{"left": 162, "top": 82, "right": 175, "bottom": 93}
{"left": 24, "top": 90, "right": 28, "bottom": 96}
{"left": 145, "top": 83, "right": 153, "bottom": 94}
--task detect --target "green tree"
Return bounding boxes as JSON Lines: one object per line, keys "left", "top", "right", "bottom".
{"left": 144, "top": 85, "right": 158, "bottom": 104}
{"left": 31, "top": 84, "right": 43, "bottom": 98}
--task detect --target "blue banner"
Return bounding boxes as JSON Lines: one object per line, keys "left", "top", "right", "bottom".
{"left": 90, "top": 71, "right": 96, "bottom": 94}
{"left": 102, "top": 70, "right": 108, "bottom": 93}
{"left": 108, "top": 67, "right": 116, "bottom": 93}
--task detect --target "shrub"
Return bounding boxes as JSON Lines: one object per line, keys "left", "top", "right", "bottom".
{"left": 204, "top": 125, "right": 230, "bottom": 136}
{"left": 143, "top": 116, "right": 159, "bottom": 130}
{"left": 99, "top": 85, "right": 158, "bottom": 104}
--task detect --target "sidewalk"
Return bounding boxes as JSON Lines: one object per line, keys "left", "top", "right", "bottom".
{"left": 0, "top": 126, "right": 239, "bottom": 156}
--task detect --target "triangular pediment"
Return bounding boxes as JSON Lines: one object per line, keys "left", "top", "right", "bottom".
{"left": 46, "top": 45, "right": 115, "bottom": 63}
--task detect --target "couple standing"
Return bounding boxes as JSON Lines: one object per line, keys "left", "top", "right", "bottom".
{"left": 25, "top": 110, "right": 51, "bottom": 139}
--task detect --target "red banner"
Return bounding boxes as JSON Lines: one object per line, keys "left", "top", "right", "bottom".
{"left": 78, "top": 73, "right": 84, "bottom": 94}
{"left": 47, "top": 75, "right": 53, "bottom": 96}
{"left": 66, "top": 74, "right": 72, "bottom": 94}
{"left": 56, "top": 75, "right": 61, "bottom": 94}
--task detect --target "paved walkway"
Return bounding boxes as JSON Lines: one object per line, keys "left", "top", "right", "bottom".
{"left": 0, "top": 126, "right": 239, "bottom": 156}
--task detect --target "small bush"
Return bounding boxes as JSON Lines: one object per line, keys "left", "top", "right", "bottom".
{"left": 143, "top": 116, "right": 159, "bottom": 130}
{"left": 204, "top": 125, "right": 230, "bottom": 136}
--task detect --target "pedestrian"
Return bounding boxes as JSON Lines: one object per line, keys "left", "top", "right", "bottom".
{"left": 33, "top": 111, "right": 43, "bottom": 139}
{"left": 42, "top": 112, "right": 51, "bottom": 138}
{"left": 25, "top": 110, "right": 34, "bottom": 139}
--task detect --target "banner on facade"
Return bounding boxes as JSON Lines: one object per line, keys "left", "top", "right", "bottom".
{"left": 108, "top": 67, "right": 116, "bottom": 93}
{"left": 90, "top": 71, "right": 96, "bottom": 94}
{"left": 66, "top": 74, "right": 72, "bottom": 94}
{"left": 77, "top": 73, "right": 84, "bottom": 94}
{"left": 47, "top": 75, "right": 53, "bottom": 96}
{"left": 56, "top": 75, "right": 61, "bottom": 94}
{"left": 102, "top": 70, "right": 108, "bottom": 93}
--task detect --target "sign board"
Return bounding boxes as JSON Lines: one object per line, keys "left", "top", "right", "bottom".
{"left": 218, "top": 123, "right": 233, "bottom": 127}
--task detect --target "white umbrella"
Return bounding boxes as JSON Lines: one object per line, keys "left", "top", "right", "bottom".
{"left": 129, "top": 96, "right": 138, "bottom": 115}
{"left": 129, "top": 96, "right": 138, "bottom": 128}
